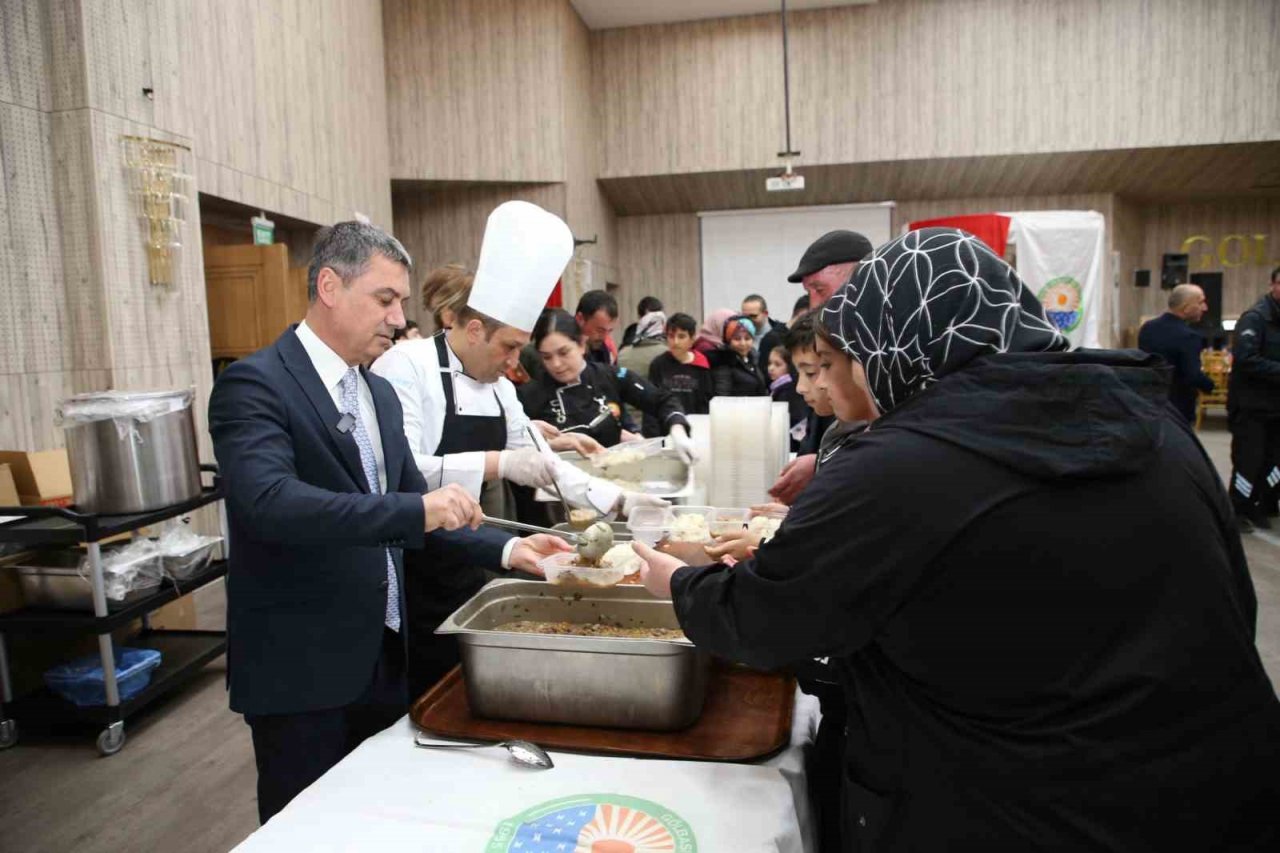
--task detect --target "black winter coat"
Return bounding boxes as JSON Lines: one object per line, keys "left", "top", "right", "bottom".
{"left": 672, "top": 349, "right": 1280, "bottom": 851}
{"left": 712, "top": 351, "right": 768, "bottom": 397}
{"left": 517, "top": 360, "right": 689, "bottom": 447}
{"left": 1229, "top": 294, "right": 1280, "bottom": 416}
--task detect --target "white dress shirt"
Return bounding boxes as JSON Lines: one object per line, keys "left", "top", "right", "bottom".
{"left": 295, "top": 320, "right": 386, "bottom": 492}
{"left": 298, "top": 323, "right": 517, "bottom": 569}
{"left": 371, "top": 334, "right": 621, "bottom": 514}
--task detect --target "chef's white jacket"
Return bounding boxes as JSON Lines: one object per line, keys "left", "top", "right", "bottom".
{"left": 370, "top": 336, "right": 621, "bottom": 514}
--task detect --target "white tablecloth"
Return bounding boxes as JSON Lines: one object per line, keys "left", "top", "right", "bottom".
{"left": 233, "top": 689, "right": 820, "bottom": 852}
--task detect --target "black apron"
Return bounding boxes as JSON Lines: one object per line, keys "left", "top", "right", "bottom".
{"left": 548, "top": 372, "right": 623, "bottom": 446}
{"left": 404, "top": 333, "right": 509, "bottom": 700}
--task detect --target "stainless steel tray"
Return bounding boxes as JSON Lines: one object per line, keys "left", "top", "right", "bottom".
{"left": 10, "top": 550, "right": 160, "bottom": 610}
{"left": 435, "top": 578, "right": 709, "bottom": 730}
{"left": 556, "top": 449, "right": 692, "bottom": 499}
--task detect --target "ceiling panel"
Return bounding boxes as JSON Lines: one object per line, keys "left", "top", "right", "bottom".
{"left": 597, "top": 142, "right": 1280, "bottom": 215}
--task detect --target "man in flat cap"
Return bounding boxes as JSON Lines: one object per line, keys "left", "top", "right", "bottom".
{"left": 788, "top": 229, "right": 873, "bottom": 310}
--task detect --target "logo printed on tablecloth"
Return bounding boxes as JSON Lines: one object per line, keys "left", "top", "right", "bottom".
{"left": 1038, "top": 276, "right": 1083, "bottom": 333}
{"left": 486, "top": 794, "right": 696, "bottom": 852}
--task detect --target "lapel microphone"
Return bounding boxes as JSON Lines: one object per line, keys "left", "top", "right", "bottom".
{"left": 336, "top": 413, "right": 356, "bottom": 434}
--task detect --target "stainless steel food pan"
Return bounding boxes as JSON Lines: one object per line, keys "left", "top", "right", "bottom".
{"left": 557, "top": 449, "right": 692, "bottom": 499}
{"left": 11, "top": 550, "right": 159, "bottom": 610}
{"left": 436, "top": 579, "right": 708, "bottom": 730}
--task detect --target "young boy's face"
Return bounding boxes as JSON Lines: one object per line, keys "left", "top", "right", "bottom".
{"left": 667, "top": 328, "right": 693, "bottom": 357}
{"left": 815, "top": 335, "right": 878, "bottom": 423}
{"left": 790, "top": 346, "right": 834, "bottom": 416}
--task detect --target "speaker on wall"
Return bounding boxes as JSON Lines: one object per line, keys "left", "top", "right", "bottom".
{"left": 1161, "top": 253, "right": 1188, "bottom": 289}
{"left": 1135, "top": 269, "right": 1151, "bottom": 288}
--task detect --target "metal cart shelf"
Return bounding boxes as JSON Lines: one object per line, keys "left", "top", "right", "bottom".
{"left": 0, "top": 472, "right": 227, "bottom": 756}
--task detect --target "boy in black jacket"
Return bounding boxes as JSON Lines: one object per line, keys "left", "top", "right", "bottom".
{"left": 645, "top": 312, "right": 713, "bottom": 436}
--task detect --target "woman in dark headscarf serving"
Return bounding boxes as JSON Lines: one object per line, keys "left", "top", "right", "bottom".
{"left": 634, "top": 228, "right": 1280, "bottom": 851}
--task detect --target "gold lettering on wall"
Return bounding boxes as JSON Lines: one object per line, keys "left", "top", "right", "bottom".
{"left": 1181, "top": 234, "right": 1277, "bottom": 270}
{"left": 1181, "top": 235, "right": 1213, "bottom": 269}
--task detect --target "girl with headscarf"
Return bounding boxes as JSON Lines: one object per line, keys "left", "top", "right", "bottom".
{"left": 712, "top": 314, "right": 769, "bottom": 397}
{"left": 636, "top": 228, "right": 1280, "bottom": 850}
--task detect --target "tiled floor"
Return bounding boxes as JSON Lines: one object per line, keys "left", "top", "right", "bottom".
{"left": 0, "top": 417, "right": 1277, "bottom": 852}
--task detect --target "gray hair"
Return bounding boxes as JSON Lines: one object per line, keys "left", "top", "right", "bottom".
{"left": 307, "top": 221, "right": 412, "bottom": 302}
{"left": 1168, "top": 283, "right": 1203, "bottom": 311}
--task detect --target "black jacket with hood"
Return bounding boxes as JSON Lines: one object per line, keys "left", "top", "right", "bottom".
{"left": 1228, "top": 294, "right": 1280, "bottom": 416}
{"left": 673, "top": 350, "right": 1280, "bottom": 851}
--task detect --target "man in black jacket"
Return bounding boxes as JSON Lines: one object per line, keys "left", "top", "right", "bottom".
{"left": 1137, "top": 283, "right": 1214, "bottom": 423}
{"left": 741, "top": 293, "right": 787, "bottom": 375}
{"left": 1228, "top": 266, "right": 1280, "bottom": 530}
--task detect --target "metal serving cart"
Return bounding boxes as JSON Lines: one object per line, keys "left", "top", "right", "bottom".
{"left": 0, "top": 465, "right": 227, "bottom": 756}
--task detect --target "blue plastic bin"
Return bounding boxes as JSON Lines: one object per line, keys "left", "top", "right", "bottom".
{"left": 43, "top": 647, "right": 162, "bottom": 707}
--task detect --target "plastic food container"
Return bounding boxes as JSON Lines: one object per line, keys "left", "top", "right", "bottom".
{"left": 626, "top": 506, "right": 672, "bottom": 546}
{"left": 44, "top": 647, "right": 162, "bottom": 707}
{"left": 709, "top": 507, "right": 750, "bottom": 536}
{"left": 669, "top": 506, "right": 715, "bottom": 543}
{"left": 161, "top": 536, "right": 222, "bottom": 580}
{"left": 537, "top": 552, "right": 627, "bottom": 587}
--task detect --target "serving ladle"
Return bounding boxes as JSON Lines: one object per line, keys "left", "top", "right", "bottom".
{"left": 481, "top": 516, "right": 615, "bottom": 563}
{"left": 414, "top": 732, "right": 554, "bottom": 769}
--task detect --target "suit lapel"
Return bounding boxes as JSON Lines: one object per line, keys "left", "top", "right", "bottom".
{"left": 365, "top": 367, "right": 404, "bottom": 493}
{"left": 276, "top": 326, "right": 370, "bottom": 493}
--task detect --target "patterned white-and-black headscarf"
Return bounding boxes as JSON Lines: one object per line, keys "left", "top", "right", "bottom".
{"left": 821, "top": 227, "right": 1067, "bottom": 413}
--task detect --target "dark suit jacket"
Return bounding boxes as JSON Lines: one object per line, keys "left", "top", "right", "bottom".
{"left": 208, "top": 326, "right": 510, "bottom": 716}
{"left": 1137, "top": 312, "right": 1215, "bottom": 423}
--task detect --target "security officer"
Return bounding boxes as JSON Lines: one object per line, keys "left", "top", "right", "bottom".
{"left": 1227, "top": 265, "right": 1280, "bottom": 531}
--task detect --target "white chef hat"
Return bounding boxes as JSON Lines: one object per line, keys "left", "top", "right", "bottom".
{"left": 467, "top": 201, "right": 573, "bottom": 333}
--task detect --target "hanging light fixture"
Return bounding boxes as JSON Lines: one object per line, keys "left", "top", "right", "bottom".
{"left": 767, "top": 0, "right": 805, "bottom": 192}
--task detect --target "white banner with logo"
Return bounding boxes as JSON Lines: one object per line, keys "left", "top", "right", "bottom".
{"left": 1003, "top": 210, "right": 1107, "bottom": 349}
{"left": 233, "top": 695, "right": 820, "bottom": 853}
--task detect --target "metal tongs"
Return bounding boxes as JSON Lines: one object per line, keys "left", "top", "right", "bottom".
{"left": 481, "top": 515, "right": 614, "bottom": 562}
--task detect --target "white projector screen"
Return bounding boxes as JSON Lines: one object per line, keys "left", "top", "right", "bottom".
{"left": 699, "top": 203, "right": 893, "bottom": 321}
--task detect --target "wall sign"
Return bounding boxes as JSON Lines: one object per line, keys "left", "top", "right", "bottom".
{"left": 1180, "top": 234, "right": 1277, "bottom": 270}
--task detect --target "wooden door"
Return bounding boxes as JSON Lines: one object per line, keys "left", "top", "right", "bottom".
{"left": 204, "top": 243, "right": 306, "bottom": 359}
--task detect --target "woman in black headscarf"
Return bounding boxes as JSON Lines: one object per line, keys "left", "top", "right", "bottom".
{"left": 635, "top": 228, "right": 1280, "bottom": 851}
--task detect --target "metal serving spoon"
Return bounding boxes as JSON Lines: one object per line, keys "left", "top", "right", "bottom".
{"left": 413, "top": 732, "right": 554, "bottom": 769}
{"left": 481, "top": 516, "right": 615, "bottom": 563}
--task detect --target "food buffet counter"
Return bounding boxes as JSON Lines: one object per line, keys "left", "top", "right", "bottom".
{"left": 232, "top": 689, "right": 820, "bottom": 852}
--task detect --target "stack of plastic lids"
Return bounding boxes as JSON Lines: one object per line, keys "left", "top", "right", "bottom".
{"left": 709, "top": 397, "right": 785, "bottom": 507}
{"left": 769, "top": 401, "right": 791, "bottom": 473}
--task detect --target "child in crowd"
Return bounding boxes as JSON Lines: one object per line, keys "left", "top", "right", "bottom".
{"left": 646, "top": 312, "right": 714, "bottom": 435}
{"left": 767, "top": 345, "right": 807, "bottom": 452}
{"left": 712, "top": 315, "right": 769, "bottom": 396}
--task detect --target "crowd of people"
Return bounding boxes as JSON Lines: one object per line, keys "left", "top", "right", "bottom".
{"left": 209, "top": 200, "right": 1280, "bottom": 851}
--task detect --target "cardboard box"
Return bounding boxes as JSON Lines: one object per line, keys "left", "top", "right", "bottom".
{"left": 0, "top": 449, "right": 74, "bottom": 507}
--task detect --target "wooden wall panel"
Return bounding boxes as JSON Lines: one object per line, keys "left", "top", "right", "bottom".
{"left": 561, "top": 2, "right": 618, "bottom": 286}
{"left": 1134, "top": 199, "right": 1280, "bottom": 325}
{"left": 593, "top": 0, "right": 1280, "bottom": 179}
{"left": 616, "top": 214, "right": 704, "bottom": 321}
{"left": 383, "top": 0, "right": 565, "bottom": 183}
{"left": 391, "top": 183, "right": 567, "bottom": 325}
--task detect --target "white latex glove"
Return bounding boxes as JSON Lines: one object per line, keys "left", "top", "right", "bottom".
{"left": 668, "top": 424, "right": 698, "bottom": 465}
{"left": 497, "top": 447, "right": 557, "bottom": 488}
{"left": 619, "top": 491, "right": 670, "bottom": 518}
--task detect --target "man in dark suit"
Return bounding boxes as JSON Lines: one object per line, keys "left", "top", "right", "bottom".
{"left": 741, "top": 293, "right": 788, "bottom": 375}
{"left": 1138, "top": 283, "right": 1215, "bottom": 424}
{"left": 208, "top": 221, "right": 568, "bottom": 823}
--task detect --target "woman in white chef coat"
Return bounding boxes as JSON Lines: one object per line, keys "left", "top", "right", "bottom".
{"left": 371, "top": 202, "right": 665, "bottom": 696}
